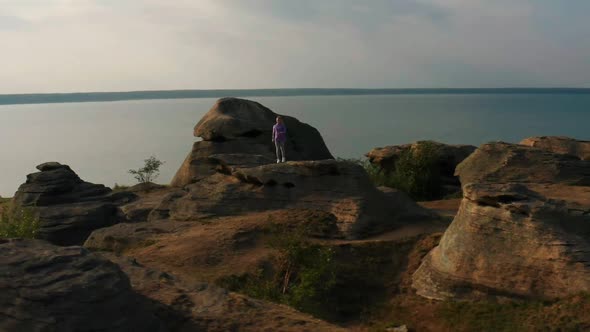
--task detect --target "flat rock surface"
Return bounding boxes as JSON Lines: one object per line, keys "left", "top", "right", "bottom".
{"left": 455, "top": 142, "right": 590, "bottom": 186}
{"left": 520, "top": 136, "right": 590, "bottom": 161}
{"left": 85, "top": 220, "right": 194, "bottom": 253}
{"left": 87, "top": 209, "right": 346, "bottom": 282}
{"left": 418, "top": 199, "right": 462, "bottom": 218}
{"left": 167, "top": 160, "right": 437, "bottom": 239}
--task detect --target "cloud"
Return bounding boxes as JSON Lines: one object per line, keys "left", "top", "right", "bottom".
{"left": 0, "top": 0, "right": 588, "bottom": 93}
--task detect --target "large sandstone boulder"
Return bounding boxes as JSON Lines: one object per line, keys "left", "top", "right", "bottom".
{"left": 520, "top": 136, "right": 590, "bottom": 161}
{"left": 13, "top": 162, "right": 134, "bottom": 245}
{"left": 171, "top": 98, "right": 334, "bottom": 187}
{"left": 455, "top": 142, "right": 590, "bottom": 186}
{"left": 366, "top": 141, "right": 476, "bottom": 196}
{"left": 412, "top": 142, "right": 590, "bottom": 301}
{"left": 166, "top": 160, "right": 436, "bottom": 239}
{"left": 0, "top": 238, "right": 163, "bottom": 332}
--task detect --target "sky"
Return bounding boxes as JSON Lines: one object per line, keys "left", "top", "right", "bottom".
{"left": 1, "top": 0, "right": 589, "bottom": 93}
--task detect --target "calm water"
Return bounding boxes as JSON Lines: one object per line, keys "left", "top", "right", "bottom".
{"left": 1, "top": 94, "right": 589, "bottom": 197}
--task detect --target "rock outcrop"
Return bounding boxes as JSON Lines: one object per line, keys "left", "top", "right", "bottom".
{"left": 455, "top": 142, "right": 590, "bottom": 186}
{"left": 412, "top": 142, "right": 590, "bottom": 301}
{"left": 106, "top": 253, "right": 348, "bottom": 332}
{"left": 166, "top": 159, "right": 436, "bottom": 238}
{"left": 116, "top": 182, "right": 177, "bottom": 223}
{"left": 0, "top": 238, "right": 163, "bottom": 332}
{"left": 0, "top": 238, "right": 345, "bottom": 332}
{"left": 366, "top": 141, "right": 476, "bottom": 196}
{"left": 171, "top": 98, "right": 334, "bottom": 187}
{"left": 122, "top": 99, "right": 439, "bottom": 239}
{"left": 13, "top": 162, "right": 133, "bottom": 245}
{"left": 520, "top": 136, "right": 590, "bottom": 161}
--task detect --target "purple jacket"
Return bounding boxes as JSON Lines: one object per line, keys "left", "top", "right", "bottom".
{"left": 272, "top": 124, "right": 287, "bottom": 143}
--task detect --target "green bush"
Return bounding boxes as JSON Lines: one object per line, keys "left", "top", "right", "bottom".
{"left": 268, "top": 224, "right": 336, "bottom": 314}
{"left": 129, "top": 156, "right": 164, "bottom": 183}
{"left": 0, "top": 204, "right": 40, "bottom": 239}
{"left": 218, "top": 222, "right": 336, "bottom": 318}
{"left": 343, "top": 141, "right": 443, "bottom": 201}
{"left": 389, "top": 142, "right": 442, "bottom": 201}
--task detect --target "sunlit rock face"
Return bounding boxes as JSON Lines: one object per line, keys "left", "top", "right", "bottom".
{"left": 412, "top": 142, "right": 590, "bottom": 301}
{"left": 520, "top": 136, "right": 590, "bottom": 161}
{"left": 171, "top": 97, "right": 333, "bottom": 187}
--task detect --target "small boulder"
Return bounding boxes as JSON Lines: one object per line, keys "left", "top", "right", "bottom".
{"left": 36, "top": 161, "right": 66, "bottom": 171}
{"left": 13, "top": 162, "right": 121, "bottom": 245}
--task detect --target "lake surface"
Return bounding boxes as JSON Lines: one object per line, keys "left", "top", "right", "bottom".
{"left": 1, "top": 93, "right": 589, "bottom": 197}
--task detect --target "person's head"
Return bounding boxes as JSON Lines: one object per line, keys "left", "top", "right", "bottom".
{"left": 276, "top": 116, "right": 283, "bottom": 124}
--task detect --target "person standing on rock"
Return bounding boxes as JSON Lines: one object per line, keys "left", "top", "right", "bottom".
{"left": 272, "top": 116, "right": 287, "bottom": 163}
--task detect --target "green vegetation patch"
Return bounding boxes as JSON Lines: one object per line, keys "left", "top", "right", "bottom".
{"left": 0, "top": 203, "right": 40, "bottom": 239}
{"left": 218, "top": 222, "right": 338, "bottom": 318}
{"left": 343, "top": 141, "right": 444, "bottom": 201}
{"left": 218, "top": 219, "right": 421, "bottom": 322}
{"left": 129, "top": 155, "right": 164, "bottom": 183}
{"left": 390, "top": 142, "right": 443, "bottom": 201}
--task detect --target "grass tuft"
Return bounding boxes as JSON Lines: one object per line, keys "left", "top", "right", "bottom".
{"left": 0, "top": 202, "right": 40, "bottom": 239}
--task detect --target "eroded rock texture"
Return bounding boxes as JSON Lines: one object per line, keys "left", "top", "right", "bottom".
{"left": 13, "top": 162, "right": 134, "bottom": 245}
{"left": 0, "top": 239, "right": 163, "bottom": 332}
{"left": 166, "top": 159, "right": 435, "bottom": 238}
{"left": 455, "top": 142, "right": 590, "bottom": 186}
{"left": 0, "top": 238, "right": 345, "bottom": 332}
{"left": 412, "top": 142, "right": 590, "bottom": 301}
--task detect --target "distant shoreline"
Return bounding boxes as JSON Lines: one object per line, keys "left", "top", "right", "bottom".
{"left": 1, "top": 88, "right": 590, "bottom": 106}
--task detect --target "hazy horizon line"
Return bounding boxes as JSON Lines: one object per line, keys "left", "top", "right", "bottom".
{"left": 1, "top": 87, "right": 590, "bottom": 106}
